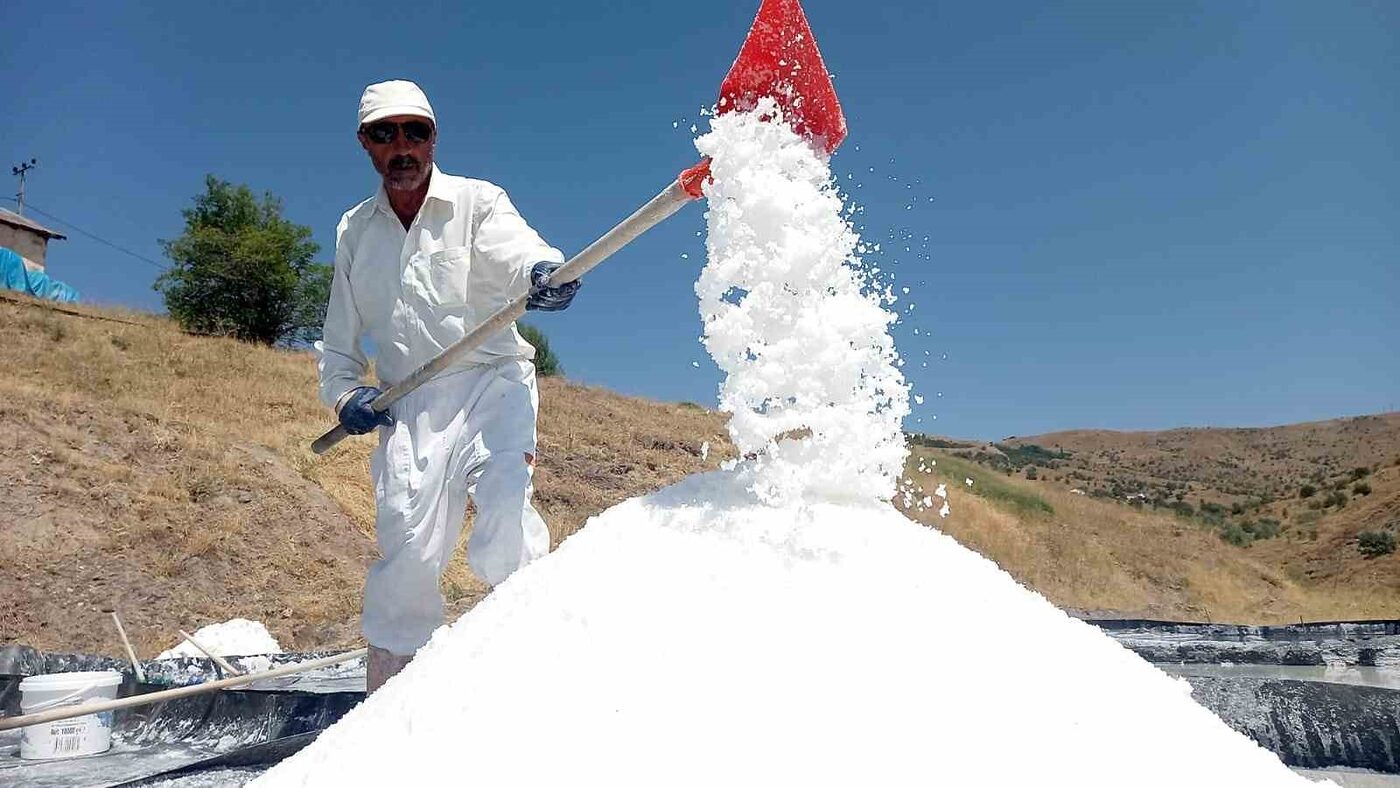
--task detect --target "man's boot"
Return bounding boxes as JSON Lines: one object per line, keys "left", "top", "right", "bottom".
{"left": 367, "top": 645, "right": 414, "bottom": 694}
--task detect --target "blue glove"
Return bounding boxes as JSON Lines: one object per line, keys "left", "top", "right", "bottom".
{"left": 338, "top": 386, "right": 392, "bottom": 435}
{"left": 526, "top": 261, "right": 581, "bottom": 312}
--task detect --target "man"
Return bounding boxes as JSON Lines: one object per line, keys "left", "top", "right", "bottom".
{"left": 318, "top": 80, "right": 580, "bottom": 692}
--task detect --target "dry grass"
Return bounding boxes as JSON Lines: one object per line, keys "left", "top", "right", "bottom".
{"left": 0, "top": 293, "right": 732, "bottom": 654}
{"left": 901, "top": 448, "right": 1398, "bottom": 623}
{"left": 3, "top": 290, "right": 1393, "bottom": 659}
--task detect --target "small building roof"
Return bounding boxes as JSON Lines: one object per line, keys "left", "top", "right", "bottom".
{"left": 0, "top": 208, "right": 66, "bottom": 240}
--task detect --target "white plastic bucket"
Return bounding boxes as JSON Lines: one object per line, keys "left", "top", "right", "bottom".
{"left": 18, "top": 670, "right": 123, "bottom": 760}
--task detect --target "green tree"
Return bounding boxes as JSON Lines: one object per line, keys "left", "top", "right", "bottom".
{"left": 156, "top": 176, "right": 329, "bottom": 345}
{"left": 518, "top": 322, "right": 562, "bottom": 377}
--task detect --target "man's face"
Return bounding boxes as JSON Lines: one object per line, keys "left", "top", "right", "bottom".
{"left": 358, "top": 115, "right": 436, "bottom": 192}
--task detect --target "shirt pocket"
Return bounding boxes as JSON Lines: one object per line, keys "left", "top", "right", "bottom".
{"left": 463, "top": 254, "right": 513, "bottom": 328}
{"left": 410, "top": 247, "right": 470, "bottom": 308}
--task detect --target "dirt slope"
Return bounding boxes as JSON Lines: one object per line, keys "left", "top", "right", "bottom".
{"left": 0, "top": 293, "right": 733, "bottom": 656}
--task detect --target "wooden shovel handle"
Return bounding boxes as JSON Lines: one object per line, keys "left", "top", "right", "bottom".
{"left": 311, "top": 168, "right": 704, "bottom": 455}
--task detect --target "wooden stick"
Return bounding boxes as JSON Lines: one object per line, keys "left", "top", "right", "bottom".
{"left": 0, "top": 648, "right": 368, "bottom": 732}
{"left": 177, "top": 629, "right": 245, "bottom": 676}
{"left": 109, "top": 611, "right": 146, "bottom": 683}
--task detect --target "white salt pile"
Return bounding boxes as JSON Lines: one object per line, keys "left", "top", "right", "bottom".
{"left": 255, "top": 105, "right": 1311, "bottom": 786}
{"left": 156, "top": 618, "right": 283, "bottom": 659}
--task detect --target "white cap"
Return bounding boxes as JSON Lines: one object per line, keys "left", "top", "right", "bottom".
{"left": 358, "top": 80, "right": 436, "bottom": 127}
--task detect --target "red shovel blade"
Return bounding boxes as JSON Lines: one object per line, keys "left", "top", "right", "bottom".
{"left": 718, "top": 0, "right": 847, "bottom": 154}
{"left": 678, "top": 0, "right": 846, "bottom": 199}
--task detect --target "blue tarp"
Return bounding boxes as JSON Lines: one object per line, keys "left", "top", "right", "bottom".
{"left": 0, "top": 246, "right": 79, "bottom": 303}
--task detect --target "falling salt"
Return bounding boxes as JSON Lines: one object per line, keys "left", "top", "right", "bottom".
{"left": 693, "top": 98, "right": 908, "bottom": 505}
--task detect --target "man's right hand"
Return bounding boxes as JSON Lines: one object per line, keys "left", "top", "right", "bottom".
{"left": 338, "top": 386, "right": 393, "bottom": 434}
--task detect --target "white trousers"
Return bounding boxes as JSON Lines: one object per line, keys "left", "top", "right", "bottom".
{"left": 362, "top": 358, "right": 550, "bottom": 656}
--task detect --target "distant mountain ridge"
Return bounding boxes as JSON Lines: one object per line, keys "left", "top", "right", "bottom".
{"left": 1007, "top": 412, "right": 1400, "bottom": 507}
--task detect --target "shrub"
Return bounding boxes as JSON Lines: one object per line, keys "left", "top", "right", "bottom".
{"left": 1168, "top": 500, "right": 1195, "bottom": 517}
{"left": 1220, "top": 524, "right": 1253, "bottom": 547}
{"left": 1358, "top": 531, "right": 1396, "bottom": 558}
{"left": 1299, "top": 484, "right": 1317, "bottom": 499}
{"left": 907, "top": 435, "right": 977, "bottom": 450}
{"left": 1024, "top": 466, "right": 1038, "bottom": 480}
{"left": 1351, "top": 467, "right": 1371, "bottom": 480}
{"left": 991, "top": 443, "right": 1068, "bottom": 469}
{"left": 1198, "top": 501, "right": 1227, "bottom": 525}
{"left": 518, "top": 322, "right": 562, "bottom": 376}
{"left": 1243, "top": 518, "right": 1281, "bottom": 540}
{"left": 1322, "top": 491, "right": 1347, "bottom": 508}
{"left": 1353, "top": 482, "right": 1372, "bottom": 496}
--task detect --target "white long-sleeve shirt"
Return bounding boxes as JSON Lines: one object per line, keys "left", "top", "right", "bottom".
{"left": 318, "top": 165, "right": 564, "bottom": 409}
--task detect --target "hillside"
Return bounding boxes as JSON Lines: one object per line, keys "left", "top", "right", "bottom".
{"left": 898, "top": 447, "right": 1398, "bottom": 622}
{"left": 910, "top": 414, "right": 1400, "bottom": 616}
{"left": 1008, "top": 415, "right": 1400, "bottom": 507}
{"left": 3, "top": 294, "right": 1396, "bottom": 660}
{"left": 0, "top": 293, "right": 734, "bottom": 656}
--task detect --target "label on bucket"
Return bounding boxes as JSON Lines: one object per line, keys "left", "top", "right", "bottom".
{"left": 51, "top": 720, "right": 89, "bottom": 755}
{"left": 20, "top": 708, "right": 115, "bottom": 760}
{"left": 18, "top": 670, "right": 123, "bottom": 760}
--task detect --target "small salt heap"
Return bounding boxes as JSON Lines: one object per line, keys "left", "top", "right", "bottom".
{"left": 156, "top": 618, "right": 283, "bottom": 659}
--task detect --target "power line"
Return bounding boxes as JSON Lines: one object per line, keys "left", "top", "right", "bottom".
{"left": 0, "top": 196, "right": 168, "bottom": 271}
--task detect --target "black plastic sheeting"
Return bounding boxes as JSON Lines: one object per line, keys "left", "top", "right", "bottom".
{"left": 3, "top": 622, "right": 1400, "bottom": 783}
{"left": 1087, "top": 618, "right": 1400, "bottom": 669}
{"left": 1088, "top": 618, "right": 1400, "bottom": 638}
{"left": 0, "top": 686, "right": 361, "bottom": 787}
{"left": 1187, "top": 677, "right": 1400, "bottom": 774}
{"left": 0, "top": 647, "right": 365, "bottom": 788}
{"left": 1090, "top": 619, "right": 1400, "bottom": 774}
{"left": 0, "top": 646, "right": 365, "bottom": 701}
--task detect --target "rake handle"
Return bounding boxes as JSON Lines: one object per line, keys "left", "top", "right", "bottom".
{"left": 311, "top": 162, "right": 710, "bottom": 455}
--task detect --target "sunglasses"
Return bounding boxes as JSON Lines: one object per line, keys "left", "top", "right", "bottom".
{"left": 360, "top": 120, "right": 434, "bottom": 145}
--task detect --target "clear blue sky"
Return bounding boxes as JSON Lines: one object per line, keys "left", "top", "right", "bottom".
{"left": 4, "top": 0, "right": 1396, "bottom": 440}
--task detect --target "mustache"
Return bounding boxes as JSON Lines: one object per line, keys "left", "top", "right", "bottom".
{"left": 388, "top": 156, "right": 421, "bottom": 170}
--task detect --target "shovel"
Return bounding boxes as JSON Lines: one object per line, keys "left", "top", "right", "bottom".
{"left": 312, "top": 0, "right": 848, "bottom": 455}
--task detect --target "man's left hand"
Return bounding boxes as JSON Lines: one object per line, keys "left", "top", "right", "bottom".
{"left": 526, "top": 261, "right": 581, "bottom": 312}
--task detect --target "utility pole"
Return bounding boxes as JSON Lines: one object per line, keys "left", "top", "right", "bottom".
{"left": 12, "top": 158, "right": 38, "bottom": 214}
